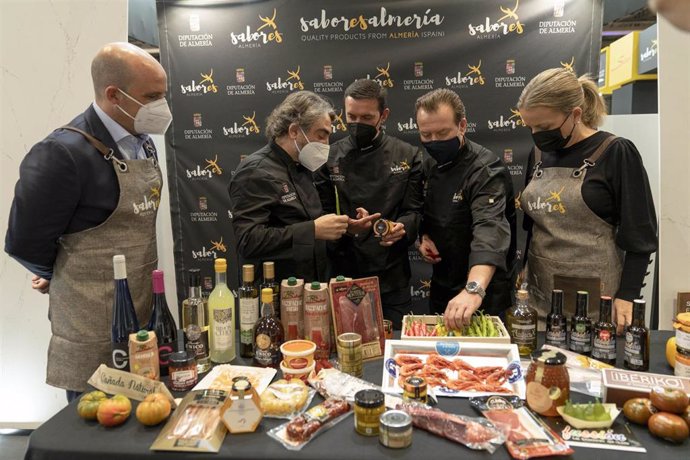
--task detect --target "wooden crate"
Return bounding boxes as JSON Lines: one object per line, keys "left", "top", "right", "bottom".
{"left": 401, "top": 315, "right": 510, "bottom": 344}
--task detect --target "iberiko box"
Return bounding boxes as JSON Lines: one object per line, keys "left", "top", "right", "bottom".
{"left": 601, "top": 368, "right": 690, "bottom": 406}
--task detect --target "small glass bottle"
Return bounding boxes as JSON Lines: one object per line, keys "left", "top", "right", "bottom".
{"left": 624, "top": 299, "right": 650, "bottom": 371}
{"left": 569, "top": 291, "right": 592, "bottom": 356}
{"left": 506, "top": 289, "right": 537, "bottom": 357}
{"left": 545, "top": 289, "right": 567, "bottom": 348}
{"left": 592, "top": 296, "right": 617, "bottom": 365}
{"left": 238, "top": 264, "right": 259, "bottom": 358}
{"left": 253, "top": 288, "right": 284, "bottom": 368}
{"left": 182, "top": 269, "right": 211, "bottom": 374}
{"left": 261, "top": 261, "right": 280, "bottom": 321}
{"left": 354, "top": 389, "right": 386, "bottom": 436}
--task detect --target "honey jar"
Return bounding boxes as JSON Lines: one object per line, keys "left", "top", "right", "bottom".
{"left": 525, "top": 349, "right": 569, "bottom": 417}
{"left": 402, "top": 376, "right": 427, "bottom": 404}
{"left": 354, "top": 389, "right": 385, "bottom": 436}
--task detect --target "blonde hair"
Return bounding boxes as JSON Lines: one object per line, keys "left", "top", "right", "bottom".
{"left": 517, "top": 68, "right": 607, "bottom": 129}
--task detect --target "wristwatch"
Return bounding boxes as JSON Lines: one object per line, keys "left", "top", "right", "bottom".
{"left": 465, "top": 281, "right": 486, "bottom": 299}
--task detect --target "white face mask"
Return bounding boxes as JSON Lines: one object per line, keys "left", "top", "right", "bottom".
{"left": 116, "top": 89, "right": 173, "bottom": 135}
{"left": 294, "top": 127, "right": 329, "bottom": 172}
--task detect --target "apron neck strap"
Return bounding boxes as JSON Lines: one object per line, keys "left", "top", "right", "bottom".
{"left": 60, "top": 126, "right": 114, "bottom": 159}
{"left": 573, "top": 134, "right": 618, "bottom": 177}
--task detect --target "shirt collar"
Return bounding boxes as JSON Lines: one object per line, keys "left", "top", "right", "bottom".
{"left": 93, "top": 102, "right": 149, "bottom": 159}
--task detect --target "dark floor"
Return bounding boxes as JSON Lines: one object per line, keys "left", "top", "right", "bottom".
{"left": 0, "top": 430, "right": 31, "bottom": 460}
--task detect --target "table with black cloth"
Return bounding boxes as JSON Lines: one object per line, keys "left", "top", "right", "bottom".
{"left": 25, "top": 331, "right": 686, "bottom": 460}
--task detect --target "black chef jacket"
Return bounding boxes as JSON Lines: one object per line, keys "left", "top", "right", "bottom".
{"left": 314, "top": 133, "right": 424, "bottom": 294}
{"left": 228, "top": 142, "right": 327, "bottom": 283}
{"left": 421, "top": 138, "right": 517, "bottom": 314}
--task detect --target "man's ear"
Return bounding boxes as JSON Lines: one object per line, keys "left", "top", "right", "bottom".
{"left": 458, "top": 118, "right": 468, "bottom": 137}
{"left": 379, "top": 107, "right": 391, "bottom": 126}
{"left": 287, "top": 122, "right": 300, "bottom": 140}
{"left": 104, "top": 85, "right": 121, "bottom": 105}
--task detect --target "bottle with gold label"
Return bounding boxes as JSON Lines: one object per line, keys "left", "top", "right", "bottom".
{"left": 506, "top": 289, "right": 537, "bottom": 357}
{"left": 254, "top": 288, "right": 284, "bottom": 368}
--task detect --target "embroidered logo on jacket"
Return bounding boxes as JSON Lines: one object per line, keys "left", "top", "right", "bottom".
{"left": 390, "top": 160, "right": 410, "bottom": 174}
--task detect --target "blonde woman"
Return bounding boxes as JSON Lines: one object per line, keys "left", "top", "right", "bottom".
{"left": 518, "top": 68, "right": 657, "bottom": 335}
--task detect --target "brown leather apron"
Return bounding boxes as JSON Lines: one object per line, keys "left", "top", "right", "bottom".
{"left": 520, "top": 135, "right": 622, "bottom": 327}
{"left": 46, "top": 127, "right": 161, "bottom": 391}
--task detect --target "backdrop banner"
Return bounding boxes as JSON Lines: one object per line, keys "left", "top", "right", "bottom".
{"left": 157, "top": 0, "right": 603, "bottom": 314}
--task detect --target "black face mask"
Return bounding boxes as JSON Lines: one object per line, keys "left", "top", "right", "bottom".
{"left": 531, "top": 112, "right": 576, "bottom": 151}
{"left": 422, "top": 136, "right": 461, "bottom": 167}
{"left": 348, "top": 121, "right": 379, "bottom": 150}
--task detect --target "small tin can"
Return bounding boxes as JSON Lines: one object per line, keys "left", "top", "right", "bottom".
{"left": 337, "top": 332, "right": 363, "bottom": 377}
{"left": 373, "top": 219, "right": 393, "bottom": 238}
{"left": 379, "top": 410, "right": 412, "bottom": 449}
{"left": 354, "top": 389, "right": 386, "bottom": 436}
{"left": 402, "top": 376, "right": 427, "bottom": 404}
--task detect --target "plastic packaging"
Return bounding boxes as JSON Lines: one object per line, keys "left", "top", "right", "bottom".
{"left": 260, "top": 379, "right": 316, "bottom": 419}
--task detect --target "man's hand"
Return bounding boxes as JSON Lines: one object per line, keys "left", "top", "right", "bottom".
{"left": 444, "top": 290, "right": 483, "bottom": 331}
{"left": 347, "top": 207, "right": 381, "bottom": 236}
{"left": 380, "top": 222, "right": 406, "bottom": 246}
{"left": 613, "top": 298, "right": 633, "bottom": 335}
{"left": 314, "top": 214, "right": 349, "bottom": 240}
{"left": 419, "top": 234, "right": 441, "bottom": 264}
{"left": 32, "top": 275, "right": 50, "bottom": 294}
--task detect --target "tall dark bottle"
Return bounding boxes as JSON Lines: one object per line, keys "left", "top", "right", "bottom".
{"left": 261, "top": 261, "right": 280, "bottom": 321}
{"left": 111, "top": 255, "right": 139, "bottom": 372}
{"left": 545, "top": 290, "right": 567, "bottom": 348}
{"left": 591, "top": 296, "right": 617, "bottom": 365}
{"left": 569, "top": 291, "right": 592, "bottom": 355}
{"left": 624, "top": 299, "right": 650, "bottom": 371}
{"left": 146, "top": 270, "right": 177, "bottom": 376}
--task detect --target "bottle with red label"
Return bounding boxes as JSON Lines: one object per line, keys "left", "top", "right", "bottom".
{"left": 591, "top": 296, "right": 616, "bottom": 365}
{"left": 146, "top": 270, "right": 177, "bottom": 376}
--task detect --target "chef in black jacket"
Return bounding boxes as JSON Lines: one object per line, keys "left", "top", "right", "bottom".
{"left": 315, "top": 79, "right": 425, "bottom": 328}
{"left": 415, "top": 89, "right": 517, "bottom": 331}
{"left": 518, "top": 68, "right": 657, "bottom": 332}
{"left": 229, "top": 91, "right": 349, "bottom": 283}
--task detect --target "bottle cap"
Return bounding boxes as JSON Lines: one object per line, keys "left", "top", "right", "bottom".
{"left": 310, "top": 281, "right": 321, "bottom": 290}
{"left": 516, "top": 289, "right": 529, "bottom": 301}
{"left": 354, "top": 389, "right": 384, "bottom": 408}
{"left": 287, "top": 276, "right": 297, "bottom": 286}
{"left": 170, "top": 351, "right": 194, "bottom": 366}
{"left": 136, "top": 330, "right": 149, "bottom": 341}
{"left": 261, "top": 288, "right": 274, "bottom": 303}
{"left": 113, "top": 255, "right": 127, "bottom": 280}
{"left": 188, "top": 269, "right": 201, "bottom": 287}
{"left": 152, "top": 269, "right": 165, "bottom": 294}
{"left": 263, "top": 261, "right": 275, "bottom": 278}
{"left": 242, "top": 264, "right": 254, "bottom": 282}
{"left": 215, "top": 258, "right": 227, "bottom": 272}
{"left": 336, "top": 275, "right": 345, "bottom": 281}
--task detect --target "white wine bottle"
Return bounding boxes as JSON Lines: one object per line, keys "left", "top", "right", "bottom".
{"left": 182, "top": 269, "right": 211, "bottom": 373}
{"left": 208, "top": 258, "right": 236, "bottom": 363}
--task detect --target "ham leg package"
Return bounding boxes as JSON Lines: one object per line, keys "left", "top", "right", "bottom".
{"left": 329, "top": 277, "right": 385, "bottom": 360}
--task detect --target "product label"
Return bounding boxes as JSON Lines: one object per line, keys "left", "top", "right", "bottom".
{"left": 112, "top": 342, "right": 129, "bottom": 371}
{"left": 185, "top": 325, "right": 209, "bottom": 359}
{"left": 592, "top": 329, "right": 616, "bottom": 360}
{"left": 159, "top": 342, "right": 175, "bottom": 369}
{"left": 254, "top": 333, "right": 279, "bottom": 366}
{"left": 624, "top": 332, "right": 644, "bottom": 366}
{"left": 171, "top": 369, "right": 197, "bottom": 388}
{"left": 240, "top": 327, "right": 254, "bottom": 346}
{"left": 570, "top": 323, "right": 592, "bottom": 352}
{"left": 510, "top": 321, "right": 536, "bottom": 345}
{"left": 545, "top": 327, "right": 567, "bottom": 347}
{"left": 675, "top": 358, "right": 690, "bottom": 377}
{"left": 212, "top": 307, "right": 233, "bottom": 349}
{"left": 240, "top": 297, "right": 259, "bottom": 325}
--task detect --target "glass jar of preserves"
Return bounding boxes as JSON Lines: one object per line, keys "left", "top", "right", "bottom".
{"left": 525, "top": 349, "right": 569, "bottom": 417}
{"left": 379, "top": 410, "right": 412, "bottom": 449}
{"left": 354, "top": 389, "right": 385, "bottom": 436}
{"left": 402, "top": 376, "right": 427, "bottom": 404}
{"left": 169, "top": 351, "right": 198, "bottom": 392}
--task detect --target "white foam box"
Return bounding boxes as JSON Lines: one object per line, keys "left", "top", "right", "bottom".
{"left": 401, "top": 315, "right": 510, "bottom": 344}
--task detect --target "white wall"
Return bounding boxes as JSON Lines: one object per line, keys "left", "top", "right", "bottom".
{"left": 0, "top": 0, "right": 177, "bottom": 427}
{"left": 600, "top": 114, "right": 658, "bottom": 325}
{"left": 658, "top": 15, "right": 690, "bottom": 329}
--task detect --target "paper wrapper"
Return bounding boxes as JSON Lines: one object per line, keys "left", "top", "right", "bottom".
{"left": 87, "top": 364, "right": 176, "bottom": 408}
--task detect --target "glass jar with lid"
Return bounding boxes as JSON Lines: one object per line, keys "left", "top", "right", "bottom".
{"left": 525, "top": 349, "right": 569, "bottom": 417}
{"left": 354, "top": 389, "right": 385, "bottom": 436}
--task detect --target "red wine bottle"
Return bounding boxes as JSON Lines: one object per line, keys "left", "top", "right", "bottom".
{"left": 146, "top": 270, "right": 177, "bottom": 376}
{"left": 111, "top": 255, "right": 139, "bottom": 372}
